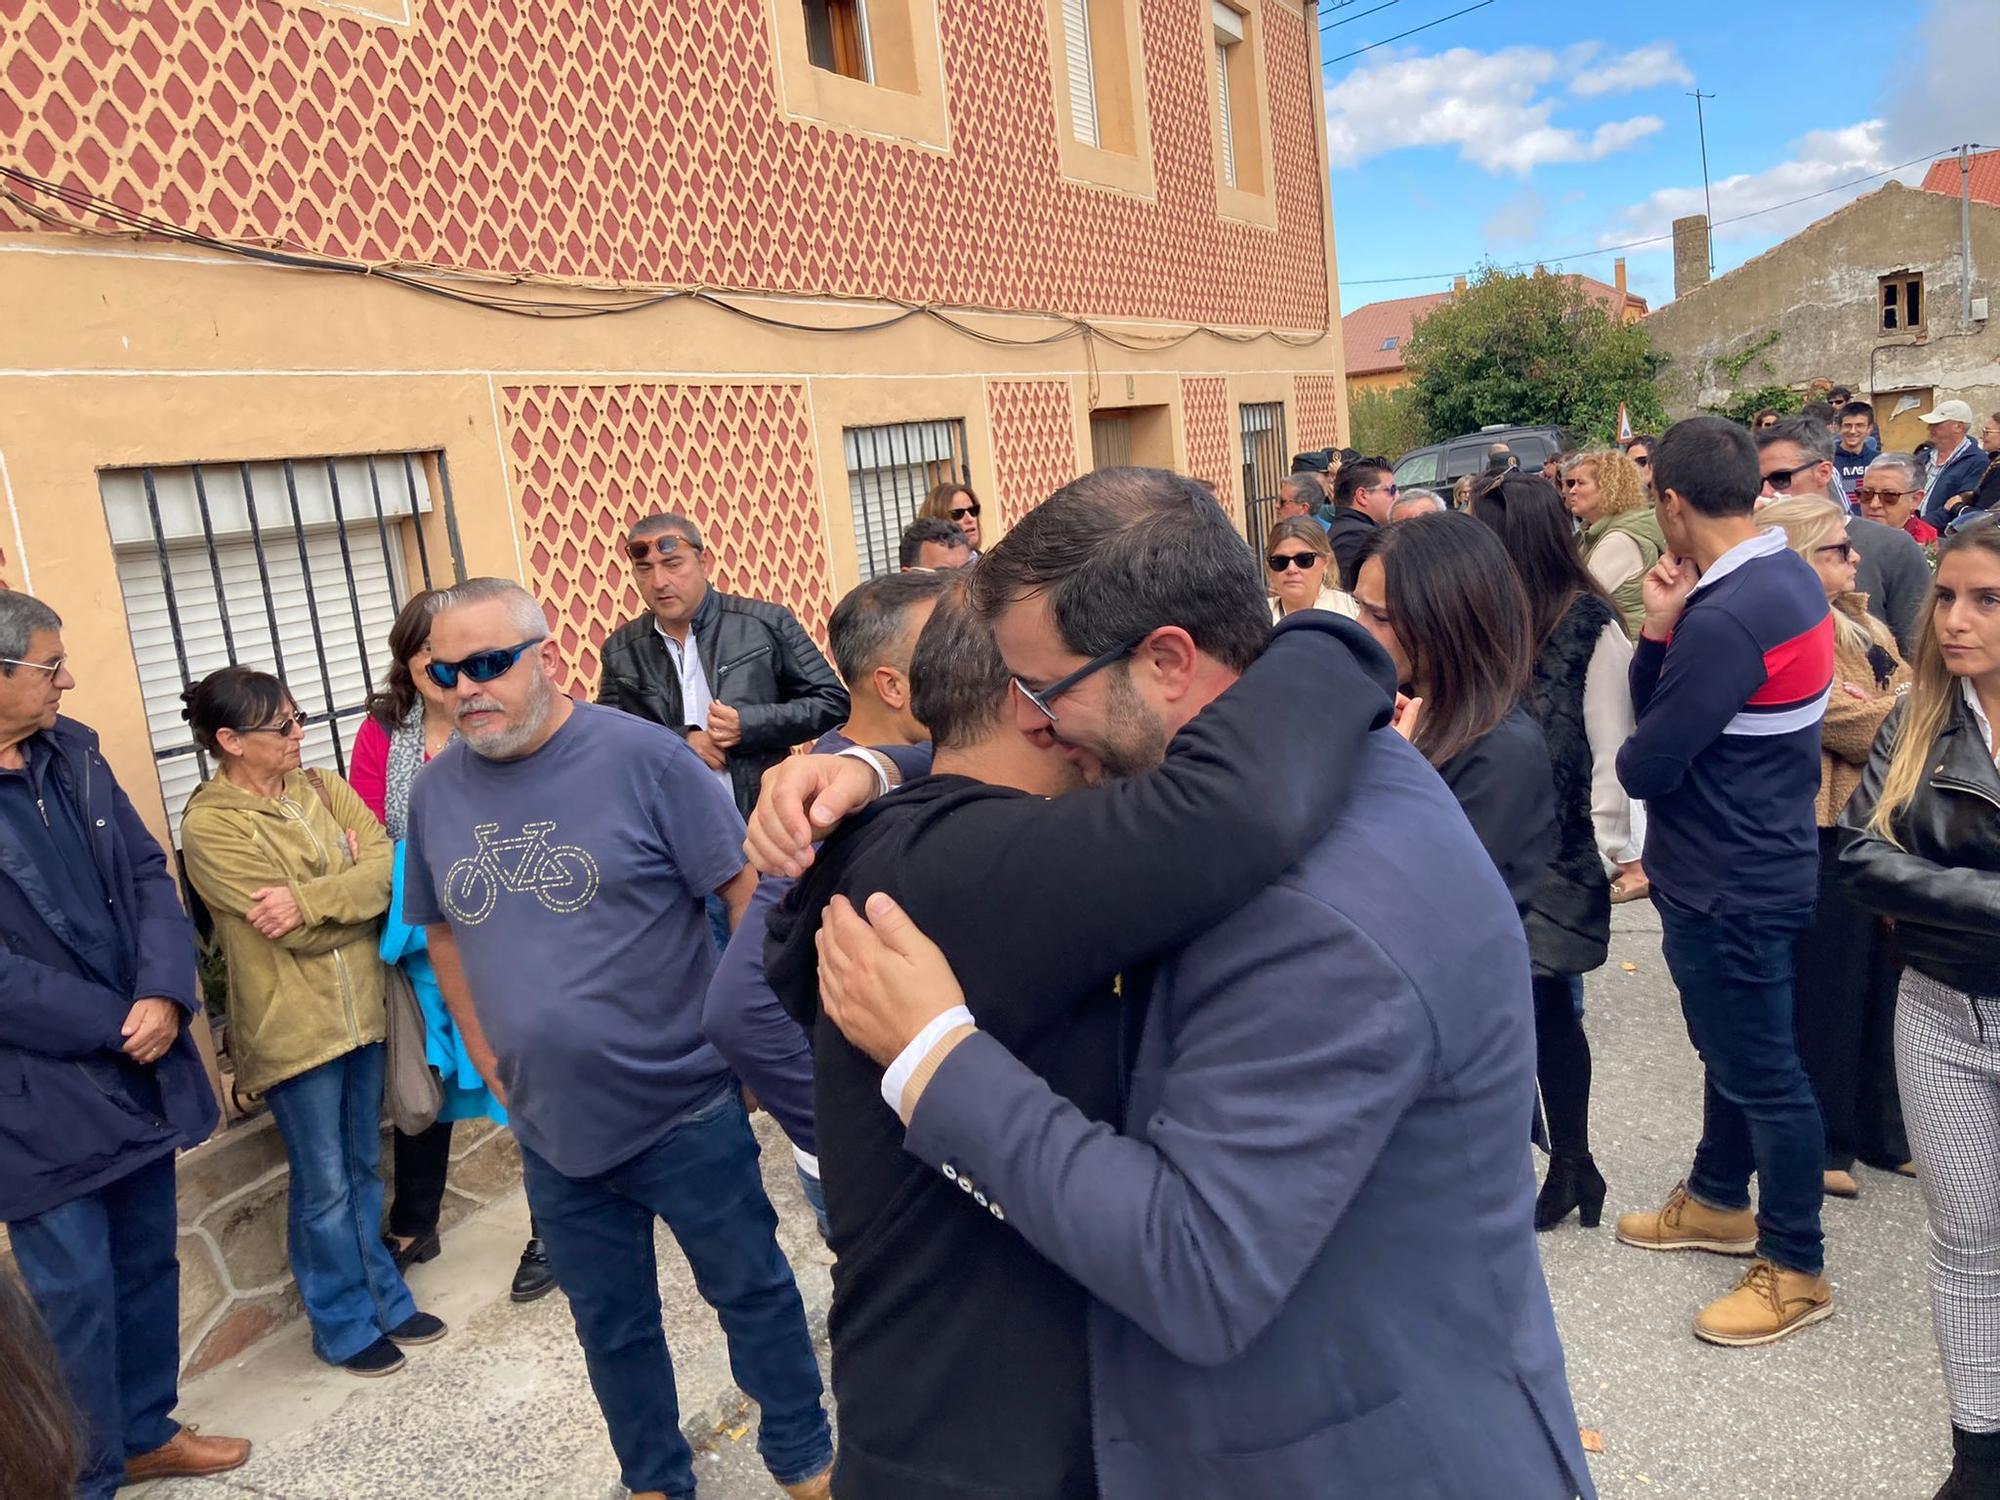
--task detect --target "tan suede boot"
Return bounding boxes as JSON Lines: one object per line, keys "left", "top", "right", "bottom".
{"left": 782, "top": 1466, "right": 834, "bottom": 1499}
{"left": 1614, "top": 1181, "right": 1758, "bottom": 1255}
{"left": 1694, "top": 1259, "right": 1834, "bottom": 1346}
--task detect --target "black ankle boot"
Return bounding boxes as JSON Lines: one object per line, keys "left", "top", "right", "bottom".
{"left": 1535, "top": 1153, "right": 1607, "bottom": 1232}
{"left": 1937, "top": 1427, "right": 2000, "bottom": 1499}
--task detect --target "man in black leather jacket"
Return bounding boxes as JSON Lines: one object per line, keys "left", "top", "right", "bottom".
{"left": 596, "top": 514, "right": 847, "bottom": 817}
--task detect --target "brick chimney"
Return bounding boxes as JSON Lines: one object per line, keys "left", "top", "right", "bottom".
{"left": 1614, "top": 258, "right": 1627, "bottom": 296}
{"left": 1673, "top": 216, "right": 1711, "bottom": 298}
{"left": 1452, "top": 274, "right": 1468, "bottom": 293}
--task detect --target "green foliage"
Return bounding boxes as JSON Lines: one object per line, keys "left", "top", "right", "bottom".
{"left": 1345, "top": 382, "right": 1428, "bottom": 459}
{"left": 1705, "top": 384, "right": 1803, "bottom": 426}
{"left": 1401, "top": 266, "right": 1668, "bottom": 447}
{"left": 1716, "top": 330, "right": 1782, "bottom": 385}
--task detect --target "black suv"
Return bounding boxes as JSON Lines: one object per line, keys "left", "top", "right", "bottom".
{"left": 1391, "top": 424, "right": 1571, "bottom": 496}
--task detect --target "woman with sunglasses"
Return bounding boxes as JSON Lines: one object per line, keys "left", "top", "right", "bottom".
{"left": 921, "top": 479, "right": 983, "bottom": 557}
{"left": 1839, "top": 515, "right": 2000, "bottom": 1499}
{"left": 1472, "top": 475, "right": 1646, "bottom": 1229}
{"left": 180, "top": 667, "right": 442, "bottom": 1378}
{"left": 1563, "top": 448, "right": 1664, "bottom": 641}
{"left": 1263, "top": 516, "right": 1357, "bottom": 621}
{"left": 350, "top": 596, "right": 552, "bottom": 1302}
{"left": 1756, "top": 496, "right": 1912, "bottom": 1201}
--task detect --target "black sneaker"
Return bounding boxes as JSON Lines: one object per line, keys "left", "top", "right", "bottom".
{"left": 385, "top": 1312, "right": 447, "bottom": 1347}
{"left": 340, "top": 1337, "right": 407, "bottom": 1378}
{"left": 510, "top": 1238, "right": 556, "bottom": 1303}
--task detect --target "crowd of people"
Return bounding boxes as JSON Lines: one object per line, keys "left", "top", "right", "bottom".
{"left": 1, "top": 388, "right": 1998, "bottom": 1500}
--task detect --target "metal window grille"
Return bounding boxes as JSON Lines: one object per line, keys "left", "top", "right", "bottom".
{"left": 100, "top": 453, "right": 464, "bottom": 836}
{"left": 843, "top": 418, "right": 971, "bottom": 579}
{"left": 1239, "top": 401, "right": 1289, "bottom": 546}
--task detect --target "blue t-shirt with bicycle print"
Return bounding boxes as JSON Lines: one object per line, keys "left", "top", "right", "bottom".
{"left": 403, "top": 701, "right": 748, "bottom": 1177}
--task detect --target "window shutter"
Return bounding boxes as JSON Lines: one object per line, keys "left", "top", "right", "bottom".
{"left": 1215, "top": 39, "right": 1237, "bottom": 187}
{"left": 1062, "top": 0, "right": 1099, "bottom": 148}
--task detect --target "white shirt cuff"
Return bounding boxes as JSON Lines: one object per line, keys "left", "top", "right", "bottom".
{"left": 791, "top": 1146, "right": 819, "bottom": 1178}
{"left": 835, "top": 744, "right": 894, "bottom": 797}
{"left": 879, "top": 1005, "right": 975, "bottom": 1113}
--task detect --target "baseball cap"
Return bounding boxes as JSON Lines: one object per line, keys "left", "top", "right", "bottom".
{"left": 1921, "top": 399, "right": 1975, "bottom": 425}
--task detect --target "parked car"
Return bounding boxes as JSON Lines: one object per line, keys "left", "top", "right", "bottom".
{"left": 1392, "top": 425, "right": 1572, "bottom": 496}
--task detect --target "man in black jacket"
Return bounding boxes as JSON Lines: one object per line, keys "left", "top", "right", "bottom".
{"left": 1323, "top": 458, "right": 1399, "bottom": 588}
{"left": 596, "top": 513, "right": 847, "bottom": 816}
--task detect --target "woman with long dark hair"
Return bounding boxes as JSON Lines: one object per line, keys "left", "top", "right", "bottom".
{"left": 1472, "top": 475, "right": 1644, "bottom": 1229}
{"left": 0, "top": 1271, "right": 80, "bottom": 1500}
{"left": 1350, "top": 511, "right": 1556, "bottom": 914}
{"left": 351, "top": 592, "right": 551, "bottom": 1303}
{"left": 1841, "top": 516, "right": 2000, "bottom": 1499}
{"left": 920, "top": 478, "right": 983, "bottom": 556}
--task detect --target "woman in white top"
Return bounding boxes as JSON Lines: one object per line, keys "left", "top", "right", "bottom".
{"left": 1264, "top": 517, "right": 1359, "bottom": 622}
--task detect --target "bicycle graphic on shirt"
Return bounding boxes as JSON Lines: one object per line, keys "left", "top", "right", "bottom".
{"left": 441, "top": 822, "right": 600, "bottom": 925}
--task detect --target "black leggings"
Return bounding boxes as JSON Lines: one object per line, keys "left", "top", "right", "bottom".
{"left": 1532, "top": 973, "right": 1593, "bottom": 1158}
{"left": 388, "top": 1118, "right": 454, "bottom": 1240}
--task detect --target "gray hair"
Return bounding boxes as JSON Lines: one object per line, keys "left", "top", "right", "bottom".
{"left": 1278, "top": 474, "right": 1322, "bottom": 508}
{"left": 1390, "top": 490, "right": 1446, "bottom": 520}
{"left": 1864, "top": 452, "right": 1922, "bottom": 491}
{"left": 1758, "top": 415, "right": 1834, "bottom": 465}
{"left": 630, "top": 513, "right": 705, "bottom": 549}
{"left": 0, "top": 590, "right": 62, "bottom": 668}
{"left": 431, "top": 577, "right": 550, "bottom": 640}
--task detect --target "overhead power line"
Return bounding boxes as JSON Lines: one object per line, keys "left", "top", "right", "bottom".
{"left": 1321, "top": 0, "right": 1495, "bottom": 68}
{"left": 1319, "top": 0, "right": 1402, "bottom": 36}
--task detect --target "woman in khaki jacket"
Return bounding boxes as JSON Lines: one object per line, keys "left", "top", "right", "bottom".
{"left": 1761, "top": 498, "right": 1915, "bottom": 1199}
{"left": 180, "top": 667, "right": 442, "bottom": 1378}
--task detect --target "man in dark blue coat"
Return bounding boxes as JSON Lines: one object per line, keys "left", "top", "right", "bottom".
{"left": 772, "top": 470, "right": 1595, "bottom": 1500}
{"left": 0, "top": 591, "right": 249, "bottom": 1496}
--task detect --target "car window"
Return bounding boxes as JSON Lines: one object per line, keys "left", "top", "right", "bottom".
{"left": 1445, "top": 443, "right": 1486, "bottom": 478}
{"left": 1511, "top": 434, "right": 1554, "bottom": 464}
{"left": 1393, "top": 448, "right": 1442, "bottom": 487}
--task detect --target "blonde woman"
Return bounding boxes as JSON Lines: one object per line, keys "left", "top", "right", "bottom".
{"left": 1840, "top": 516, "right": 2000, "bottom": 1499}
{"left": 1761, "top": 497, "right": 1911, "bottom": 1200}
{"left": 1563, "top": 450, "right": 1665, "bottom": 639}
{"left": 1264, "top": 517, "right": 1358, "bottom": 621}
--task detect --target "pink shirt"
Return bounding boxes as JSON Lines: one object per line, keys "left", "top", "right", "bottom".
{"left": 348, "top": 716, "right": 392, "bottom": 828}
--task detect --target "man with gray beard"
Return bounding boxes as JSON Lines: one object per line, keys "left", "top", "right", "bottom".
{"left": 401, "top": 577, "right": 834, "bottom": 1500}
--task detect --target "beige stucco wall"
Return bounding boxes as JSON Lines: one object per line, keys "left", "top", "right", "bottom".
{"left": 1646, "top": 183, "right": 2000, "bottom": 425}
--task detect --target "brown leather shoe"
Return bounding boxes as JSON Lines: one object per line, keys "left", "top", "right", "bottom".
{"left": 1614, "top": 1182, "right": 1758, "bottom": 1255}
{"left": 782, "top": 1467, "right": 834, "bottom": 1499}
{"left": 123, "top": 1425, "right": 252, "bottom": 1483}
{"left": 1694, "top": 1259, "right": 1834, "bottom": 1346}
{"left": 1823, "top": 1168, "right": 1860, "bottom": 1198}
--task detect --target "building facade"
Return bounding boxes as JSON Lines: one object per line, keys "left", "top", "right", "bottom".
{"left": 0, "top": 0, "right": 1343, "bottom": 1370}
{"left": 1648, "top": 179, "right": 1998, "bottom": 451}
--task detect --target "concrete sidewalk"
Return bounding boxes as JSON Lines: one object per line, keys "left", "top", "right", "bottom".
{"left": 140, "top": 903, "right": 1948, "bottom": 1499}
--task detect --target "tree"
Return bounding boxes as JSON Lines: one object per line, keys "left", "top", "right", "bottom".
{"left": 1401, "top": 267, "right": 1668, "bottom": 446}
{"left": 1345, "top": 383, "right": 1427, "bottom": 460}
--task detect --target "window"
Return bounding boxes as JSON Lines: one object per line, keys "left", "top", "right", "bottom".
{"left": 1089, "top": 404, "right": 1173, "bottom": 472}
{"left": 1060, "top": 0, "right": 1099, "bottom": 146}
{"left": 101, "top": 454, "right": 450, "bottom": 836}
{"left": 1206, "top": 0, "right": 1272, "bottom": 223}
{"left": 1090, "top": 410, "right": 1133, "bottom": 469}
{"left": 804, "top": 0, "right": 872, "bottom": 83}
{"left": 1380, "top": 336, "right": 1399, "bottom": 351}
{"left": 1213, "top": 2, "right": 1243, "bottom": 189}
{"left": 1239, "top": 401, "right": 1289, "bottom": 545}
{"left": 1880, "top": 272, "right": 1924, "bottom": 335}
{"left": 844, "top": 418, "right": 970, "bottom": 579}
{"left": 1044, "top": 0, "right": 1154, "bottom": 194}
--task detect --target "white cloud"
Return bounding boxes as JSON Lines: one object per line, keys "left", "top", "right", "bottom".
{"left": 1570, "top": 43, "right": 1693, "bottom": 98}
{"left": 1325, "top": 44, "right": 1667, "bottom": 175}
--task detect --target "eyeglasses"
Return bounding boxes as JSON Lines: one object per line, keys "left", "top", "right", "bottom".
{"left": 625, "top": 536, "right": 701, "bottom": 564}
{"left": 1268, "top": 552, "right": 1324, "bottom": 571}
{"left": 1762, "top": 465, "right": 1814, "bottom": 493}
{"left": 1852, "top": 487, "right": 1910, "bottom": 504}
{"left": 1562, "top": 478, "right": 1586, "bottom": 490}
{"left": 424, "top": 639, "right": 546, "bottom": 689}
{"left": 1630, "top": 455, "right": 1651, "bottom": 469}
{"left": 1363, "top": 482, "right": 1400, "bottom": 496}
{"left": 1813, "top": 541, "right": 1857, "bottom": 562}
{"left": 234, "top": 711, "right": 311, "bottom": 737}
{"left": 1012, "top": 632, "right": 1150, "bottom": 725}
{"left": 0, "top": 654, "right": 66, "bottom": 674}
{"left": 949, "top": 503, "right": 982, "bottom": 520}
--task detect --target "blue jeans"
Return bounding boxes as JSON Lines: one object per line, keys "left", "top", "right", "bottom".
{"left": 1654, "top": 894, "right": 1825, "bottom": 1275}
{"left": 263, "top": 1044, "right": 418, "bottom": 1363}
{"left": 520, "top": 1088, "right": 831, "bottom": 1498}
{"left": 8, "top": 1152, "right": 181, "bottom": 1499}
{"left": 795, "top": 1159, "right": 830, "bottom": 1240}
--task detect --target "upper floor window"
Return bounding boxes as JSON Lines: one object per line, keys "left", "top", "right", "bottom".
{"left": 1213, "top": 2, "right": 1246, "bottom": 189}
{"left": 1207, "top": 0, "right": 1271, "bottom": 222}
{"left": 804, "top": 0, "right": 873, "bottom": 83}
{"left": 1880, "top": 272, "right": 1924, "bottom": 335}
{"left": 1044, "top": 0, "right": 1153, "bottom": 194}
{"left": 1380, "top": 336, "right": 1399, "bottom": 351}
{"left": 1061, "top": 0, "right": 1100, "bottom": 146}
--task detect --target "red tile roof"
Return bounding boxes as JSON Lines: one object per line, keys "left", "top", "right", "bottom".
{"left": 1921, "top": 149, "right": 2000, "bottom": 208}
{"left": 1341, "top": 275, "right": 1648, "bottom": 377}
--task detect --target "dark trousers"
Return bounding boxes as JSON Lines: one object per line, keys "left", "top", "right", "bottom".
{"left": 389, "top": 1117, "right": 454, "bottom": 1240}
{"left": 1532, "top": 972, "right": 1593, "bottom": 1156}
{"left": 1794, "top": 829, "right": 1910, "bottom": 1171}
{"left": 1656, "top": 892, "right": 1825, "bottom": 1275}
{"left": 519, "top": 1088, "right": 830, "bottom": 1498}
{"left": 7, "top": 1152, "right": 181, "bottom": 1500}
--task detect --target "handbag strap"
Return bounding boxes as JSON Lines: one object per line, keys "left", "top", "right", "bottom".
{"left": 301, "top": 769, "right": 348, "bottom": 867}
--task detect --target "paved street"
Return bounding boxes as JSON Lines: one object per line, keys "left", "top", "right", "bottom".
{"left": 141, "top": 902, "right": 1945, "bottom": 1500}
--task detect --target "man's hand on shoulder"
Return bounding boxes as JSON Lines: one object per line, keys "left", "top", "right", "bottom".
{"left": 745, "top": 753, "right": 883, "bottom": 878}
{"left": 817, "top": 892, "right": 965, "bottom": 1069}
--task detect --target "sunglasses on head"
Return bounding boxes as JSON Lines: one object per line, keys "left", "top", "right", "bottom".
{"left": 625, "top": 535, "right": 700, "bottom": 564}
{"left": 424, "top": 639, "right": 545, "bottom": 689}
{"left": 950, "top": 503, "right": 982, "bottom": 520}
{"left": 235, "top": 710, "right": 310, "bottom": 737}
{"left": 1268, "top": 551, "right": 1323, "bottom": 571}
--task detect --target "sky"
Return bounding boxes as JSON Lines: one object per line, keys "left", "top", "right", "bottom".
{"left": 1321, "top": 0, "right": 1989, "bottom": 315}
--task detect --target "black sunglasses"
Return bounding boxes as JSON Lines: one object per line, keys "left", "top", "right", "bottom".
{"left": 1631, "top": 454, "right": 1651, "bottom": 468}
{"left": 949, "top": 503, "right": 982, "bottom": 520}
{"left": 626, "top": 535, "right": 702, "bottom": 564}
{"left": 1013, "top": 632, "right": 1150, "bottom": 725}
{"left": 1763, "top": 465, "right": 1813, "bottom": 493}
{"left": 234, "top": 711, "right": 311, "bottom": 737}
{"left": 1268, "top": 551, "right": 1323, "bottom": 571}
{"left": 1813, "top": 540, "right": 1856, "bottom": 562}
{"left": 425, "top": 639, "right": 545, "bottom": 689}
